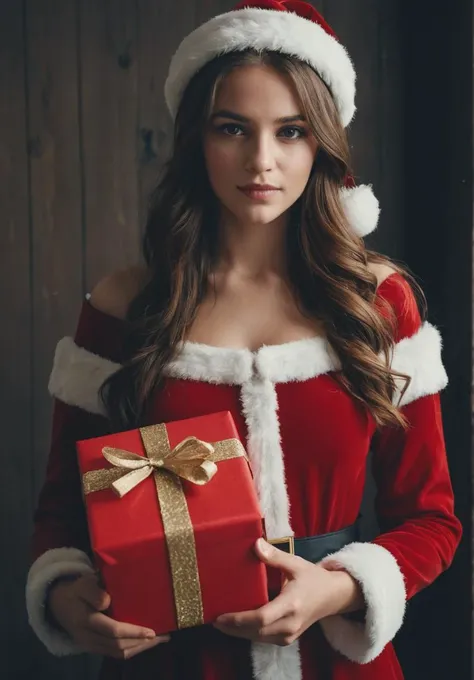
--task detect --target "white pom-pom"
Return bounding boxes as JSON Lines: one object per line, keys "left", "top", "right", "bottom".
{"left": 340, "top": 184, "right": 380, "bottom": 237}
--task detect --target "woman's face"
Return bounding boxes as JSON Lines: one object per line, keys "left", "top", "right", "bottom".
{"left": 203, "top": 63, "right": 319, "bottom": 229}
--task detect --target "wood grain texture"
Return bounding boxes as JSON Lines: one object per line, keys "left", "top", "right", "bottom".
{"left": 136, "top": 0, "right": 196, "bottom": 231}
{"left": 368, "top": 0, "right": 403, "bottom": 258}
{"left": 80, "top": 0, "right": 140, "bottom": 289}
{"left": 323, "top": 0, "right": 380, "bottom": 182}
{"left": 26, "top": 0, "right": 83, "bottom": 499}
{"left": 24, "top": 1, "right": 97, "bottom": 677}
{"left": 0, "top": 1, "right": 34, "bottom": 676}
{"left": 321, "top": 0, "right": 403, "bottom": 257}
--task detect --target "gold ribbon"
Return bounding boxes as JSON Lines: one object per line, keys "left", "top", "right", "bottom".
{"left": 82, "top": 423, "right": 246, "bottom": 629}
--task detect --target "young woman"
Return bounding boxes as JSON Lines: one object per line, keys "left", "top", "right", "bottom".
{"left": 26, "top": 2, "right": 462, "bottom": 679}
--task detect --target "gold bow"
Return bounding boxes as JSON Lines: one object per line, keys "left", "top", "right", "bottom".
{"left": 84, "top": 436, "right": 218, "bottom": 498}
{"left": 81, "top": 423, "right": 245, "bottom": 630}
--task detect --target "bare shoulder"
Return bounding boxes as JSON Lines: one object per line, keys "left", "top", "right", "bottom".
{"left": 367, "top": 262, "right": 397, "bottom": 289}
{"left": 89, "top": 264, "right": 151, "bottom": 320}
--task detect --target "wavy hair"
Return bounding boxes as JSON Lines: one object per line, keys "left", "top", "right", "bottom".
{"left": 101, "top": 49, "right": 426, "bottom": 431}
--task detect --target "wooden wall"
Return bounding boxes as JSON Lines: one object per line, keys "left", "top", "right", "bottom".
{"left": 0, "top": 1, "right": 453, "bottom": 679}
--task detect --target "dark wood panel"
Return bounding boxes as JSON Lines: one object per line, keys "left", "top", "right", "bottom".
{"left": 136, "top": 0, "right": 195, "bottom": 230}
{"left": 25, "top": 1, "right": 94, "bottom": 677}
{"left": 322, "top": 0, "right": 404, "bottom": 257}
{"left": 367, "top": 0, "right": 403, "bottom": 259}
{"left": 80, "top": 0, "right": 140, "bottom": 290}
{"left": 0, "top": 1, "right": 33, "bottom": 676}
{"left": 322, "top": 0, "right": 380, "bottom": 185}
{"left": 26, "top": 0, "right": 83, "bottom": 498}
{"left": 309, "top": 0, "right": 324, "bottom": 13}
{"left": 195, "top": 0, "right": 232, "bottom": 24}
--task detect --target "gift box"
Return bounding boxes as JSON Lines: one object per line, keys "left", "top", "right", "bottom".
{"left": 76, "top": 411, "right": 268, "bottom": 635}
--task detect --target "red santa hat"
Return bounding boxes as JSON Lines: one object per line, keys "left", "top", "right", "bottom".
{"left": 164, "top": 0, "right": 380, "bottom": 238}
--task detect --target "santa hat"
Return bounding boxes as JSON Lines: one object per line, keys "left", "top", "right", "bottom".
{"left": 164, "top": 0, "right": 380, "bottom": 237}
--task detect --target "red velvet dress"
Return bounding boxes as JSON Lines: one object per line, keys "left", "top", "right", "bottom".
{"left": 26, "top": 273, "right": 462, "bottom": 680}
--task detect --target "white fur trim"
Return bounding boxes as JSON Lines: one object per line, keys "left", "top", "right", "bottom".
{"left": 255, "top": 336, "right": 340, "bottom": 382}
{"left": 48, "top": 322, "right": 446, "bottom": 412}
{"left": 165, "top": 341, "right": 253, "bottom": 384}
{"left": 26, "top": 548, "right": 95, "bottom": 656}
{"left": 320, "top": 542, "right": 406, "bottom": 664}
{"left": 391, "top": 322, "right": 448, "bottom": 406}
{"left": 340, "top": 184, "right": 380, "bottom": 237}
{"left": 240, "top": 378, "right": 292, "bottom": 540}
{"left": 238, "top": 376, "right": 301, "bottom": 678}
{"left": 48, "top": 336, "right": 120, "bottom": 415}
{"left": 165, "top": 8, "right": 356, "bottom": 127}
{"left": 251, "top": 641, "right": 302, "bottom": 680}
{"left": 166, "top": 337, "right": 340, "bottom": 385}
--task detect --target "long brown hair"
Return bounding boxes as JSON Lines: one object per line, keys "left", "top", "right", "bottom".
{"left": 101, "top": 50, "right": 425, "bottom": 431}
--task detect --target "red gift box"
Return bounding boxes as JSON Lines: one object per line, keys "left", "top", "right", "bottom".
{"left": 76, "top": 411, "right": 268, "bottom": 635}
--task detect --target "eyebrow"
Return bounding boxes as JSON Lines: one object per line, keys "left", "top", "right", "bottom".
{"left": 210, "top": 110, "right": 306, "bottom": 124}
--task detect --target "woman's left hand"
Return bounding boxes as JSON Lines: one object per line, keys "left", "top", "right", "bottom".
{"left": 213, "top": 538, "right": 363, "bottom": 646}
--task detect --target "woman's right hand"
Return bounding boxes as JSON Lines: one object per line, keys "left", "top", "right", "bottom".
{"left": 47, "top": 574, "right": 170, "bottom": 659}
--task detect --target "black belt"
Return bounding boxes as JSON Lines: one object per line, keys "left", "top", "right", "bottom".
{"left": 168, "top": 521, "right": 361, "bottom": 679}
{"left": 269, "top": 521, "right": 359, "bottom": 563}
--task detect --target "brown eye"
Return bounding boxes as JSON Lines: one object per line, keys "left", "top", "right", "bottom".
{"left": 218, "top": 123, "right": 245, "bottom": 136}
{"left": 279, "top": 126, "right": 306, "bottom": 139}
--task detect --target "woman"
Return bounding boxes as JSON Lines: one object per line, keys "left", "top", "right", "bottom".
{"left": 26, "top": 1, "right": 462, "bottom": 679}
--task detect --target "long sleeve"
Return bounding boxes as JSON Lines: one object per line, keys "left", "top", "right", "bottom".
{"left": 320, "top": 274, "right": 462, "bottom": 664}
{"left": 31, "top": 400, "right": 109, "bottom": 560}
{"left": 26, "top": 299, "right": 125, "bottom": 656}
{"left": 371, "top": 392, "right": 461, "bottom": 598}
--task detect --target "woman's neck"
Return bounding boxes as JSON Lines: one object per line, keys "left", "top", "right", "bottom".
{"left": 215, "top": 212, "right": 289, "bottom": 280}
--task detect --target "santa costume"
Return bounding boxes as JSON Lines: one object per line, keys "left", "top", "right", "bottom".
{"left": 26, "top": 1, "right": 462, "bottom": 679}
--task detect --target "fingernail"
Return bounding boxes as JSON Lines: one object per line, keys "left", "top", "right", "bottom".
{"left": 145, "top": 629, "right": 156, "bottom": 638}
{"left": 258, "top": 538, "right": 270, "bottom": 555}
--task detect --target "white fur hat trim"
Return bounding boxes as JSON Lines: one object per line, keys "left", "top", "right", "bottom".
{"left": 164, "top": 7, "right": 356, "bottom": 127}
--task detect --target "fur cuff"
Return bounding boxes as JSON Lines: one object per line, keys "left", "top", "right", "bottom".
{"left": 26, "top": 548, "right": 95, "bottom": 656}
{"left": 48, "top": 336, "right": 120, "bottom": 416}
{"left": 391, "top": 322, "right": 448, "bottom": 406}
{"left": 319, "top": 542, "right": 406, "bottom": 664}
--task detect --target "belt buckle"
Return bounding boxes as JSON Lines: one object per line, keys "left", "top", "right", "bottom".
{"left": 268, "top": 536, "right": 295, "bottom": 555}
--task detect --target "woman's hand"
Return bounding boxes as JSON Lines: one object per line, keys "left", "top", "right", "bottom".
{"left": 213, "top": 538, "right": 363, "bottom": 646}
{"left": 47, "top": 573, "right": 170, "bottom": 659}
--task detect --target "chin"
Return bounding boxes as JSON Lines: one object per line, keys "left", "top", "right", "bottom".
{"left": 232, "top": 205, "right": 287, "bottom": 226}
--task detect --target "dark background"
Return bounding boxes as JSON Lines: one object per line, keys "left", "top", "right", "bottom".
{"left": 0, "top": 1, "right": 471, "bottom": 678}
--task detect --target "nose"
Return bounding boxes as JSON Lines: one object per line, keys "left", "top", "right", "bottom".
{"left": 244, "top": 131, "right": 276, "bottom": 174}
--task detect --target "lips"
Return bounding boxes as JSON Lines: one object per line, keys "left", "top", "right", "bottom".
{"left": 239, "top": 184, "right": 280, "bottom": 191}
{"left": 238, "top": 184, "right": 281, "bottom": 200}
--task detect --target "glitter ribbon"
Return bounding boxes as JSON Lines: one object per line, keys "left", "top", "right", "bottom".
{"left": 82, "top": 423, "right": 246, "bottom": 629}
